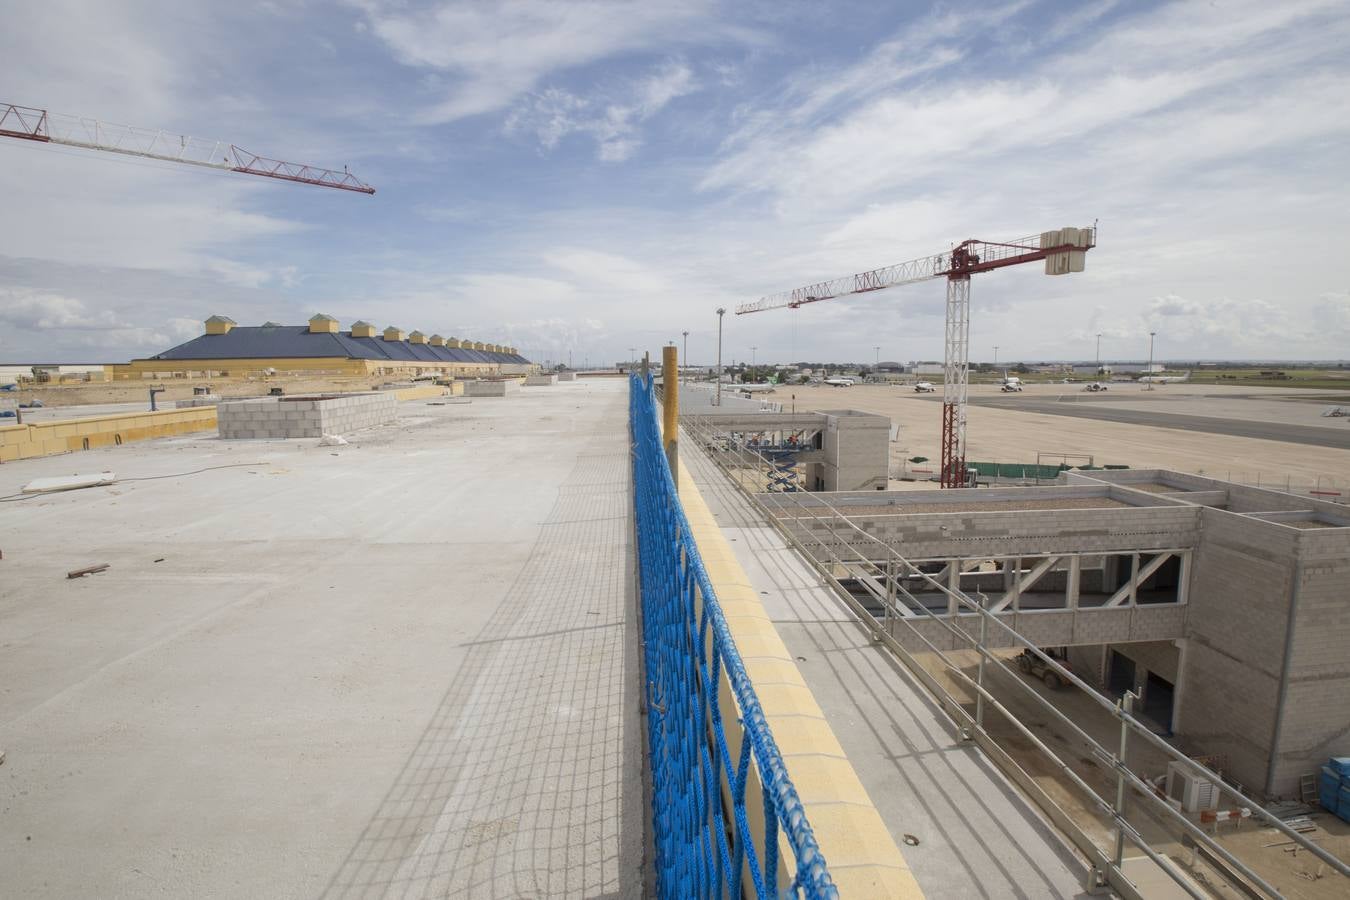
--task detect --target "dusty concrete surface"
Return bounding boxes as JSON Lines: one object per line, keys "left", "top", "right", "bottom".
{"left": 0, "top": 380, "right": 644, "bottom": 899}
{"left": 771, "top": 382, "right": 1350, "bottom": 490}
{"left": 681, "top": 434, "right": 1089, "bottom": 898}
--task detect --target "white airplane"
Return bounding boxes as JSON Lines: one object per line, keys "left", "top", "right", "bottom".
{"left": 1138, "top": 370, "right": 1191, "bottom": 384}
{"left": 823, "top": 377, "right": 854, "bottom": 387}
{"left": 999, "top": 370, "right": 1023, "bottom": 390}
{"left": 737, "top": 382, "right": 776, "bottom": 394}
{"left": 1083, "top": 382, "right": 1109, "bottom": 392}
{"left": 914, "top": 382, "right": 936, "bottom": 393}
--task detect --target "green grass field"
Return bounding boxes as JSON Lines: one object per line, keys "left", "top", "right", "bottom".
{"left": 967, "top": 367, "right": 1350, "bottom": 390}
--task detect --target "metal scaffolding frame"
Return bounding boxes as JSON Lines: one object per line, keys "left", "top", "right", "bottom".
{"left": 682, "top": 413, "right": 1350, "bottom": 900}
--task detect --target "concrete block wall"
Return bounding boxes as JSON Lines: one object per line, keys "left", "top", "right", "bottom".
{"left": 1268, "top": 527, "right": 1350, "bottom": 795}
{"left": 783, "top": 505, "right": 1201, "bottom": 559}
{"left": 820, "top": 410, "right": 889, "bottom": 491}
{"left": 217, "top": 393, "right": 396, "bottom": 439}
{"left": 1180, "top": 510, "right": 1298, "bottom": 793}
{"left": 524, "top": 374, "right": 557, "bottom": 386}
{"left": 557, "top": 372, "right": 576, "bottom": 381}
{"left": 174, "top": 395, "right": 224, "bottom": 408}
{"left": 889, "top": 606, "right": 1184, "bottom": 653}
{"left": 464, "top": 379, "right": 522, "bottom": 397}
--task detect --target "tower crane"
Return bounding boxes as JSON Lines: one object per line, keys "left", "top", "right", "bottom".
{"left": 737, "top": 226, "right": 1096, "bottom": 487}
{"left": 0, "top": 101, "right": 374, "bottom": 194}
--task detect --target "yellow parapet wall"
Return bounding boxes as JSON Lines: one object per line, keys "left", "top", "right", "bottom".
{"left": 391, "top": 384, "right": 450, "bottom": 401}
{"left": 676, "top": 461, "right": 923, "bottom": 898}
{"left": 0, "top": 407, "right": 218, "bottom": 461}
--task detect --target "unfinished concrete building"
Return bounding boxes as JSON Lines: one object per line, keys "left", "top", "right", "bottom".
{"left": 757, "top": 468, "right": 1350, "bottom": 800}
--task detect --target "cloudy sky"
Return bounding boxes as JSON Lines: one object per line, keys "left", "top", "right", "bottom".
{"left": 2, "top": 0, "right": 1348, "bottom": 366}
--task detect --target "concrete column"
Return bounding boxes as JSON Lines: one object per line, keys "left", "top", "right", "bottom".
{"left": 1067, "top": 555, "right": 1081, "bottom": 610}
{"left": 1013, "top": 557, "right": 1023, "bottom": 612}
{"left": 1172, "top": 639, "right": 1189, "bottom": 733}
{"left": 947, "top": 559, "right": 959, "bottom": 616}
{"left": 1177, "top": 551, "right": 1191, "bottom": 605}
{"left": 1129, "top": 553, "right": 1140, "bottom": 606}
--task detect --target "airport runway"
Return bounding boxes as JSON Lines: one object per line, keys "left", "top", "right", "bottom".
{"left": 964, "top": 396, "right": 1350, "bottom": 450}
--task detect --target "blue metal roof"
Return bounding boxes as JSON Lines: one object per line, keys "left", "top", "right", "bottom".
{"left": 150, "top": 327, "right": 529, "bottom": 364}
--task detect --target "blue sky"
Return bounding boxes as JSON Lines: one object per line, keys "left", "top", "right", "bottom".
{"left": 2, "top": 0, "right": 1348, "bottom": 366}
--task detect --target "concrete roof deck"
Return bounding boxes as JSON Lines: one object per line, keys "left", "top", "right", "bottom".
{"left": 0, "top": 379, "right": 643, "bottom": 897}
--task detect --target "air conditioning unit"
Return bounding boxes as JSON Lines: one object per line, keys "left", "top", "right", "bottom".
{"left": 1166, "top": 760, "right": 1222, "bottom": 813}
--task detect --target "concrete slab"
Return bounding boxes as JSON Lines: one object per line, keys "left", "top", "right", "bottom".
{"left": 0, "top": 380, "right": 644, "bottom": 898}
{"left": 682, "top": 434, "right": 1089, "bottom": 898}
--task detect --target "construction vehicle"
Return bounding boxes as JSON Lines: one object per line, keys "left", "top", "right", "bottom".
{"left": 1016, "top": 647, "right": 1072, "bottom": 689}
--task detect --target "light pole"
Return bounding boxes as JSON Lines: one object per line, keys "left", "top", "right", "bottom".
{"left": 628, "top": 347, "right": 636, "bottom": 374}
{"left": 715, "top": 309, "right": 725, "bottom": 407}
{"left": 682, "top": 330, "right": 689, "bottom": 382}
{"left": 994, "top": 345, "right": 999, "bottom": 368}
{"left": 1096, "top": 333, "right": 1102, "bottom": 372}
{"left": 874, "top": 346, "right": 880, "bottom": 367}
{"left": 1145, "top": 331, "right": 1156, "bottom": 391}
{"left": 751, "top": 345, "right": 757, "bottom": 370}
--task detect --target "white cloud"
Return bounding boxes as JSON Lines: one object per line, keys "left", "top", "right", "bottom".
{"left": 0, "top": 290, "right": 132, "bottom": 331}
{"left": 506, "top": 60, "right": 698, "bottom": 160}
{"left": 354, "top": 0, "right": 722, "bottom": 122}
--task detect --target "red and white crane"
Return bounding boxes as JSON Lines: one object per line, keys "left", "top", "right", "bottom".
{"left": 737, "top": 226, "right": 1096, "bottom": 487}
{"left": 0, "top": 101, "right": 374, "bottom": 194}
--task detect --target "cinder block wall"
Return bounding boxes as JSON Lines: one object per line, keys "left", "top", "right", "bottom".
{"left": 218, "top": 393, "right": 396, "bottom": 439}
{"left": 821, "top": 411, "right": 889, "bottom": 491}
{"left": 1269, "top": 528, "right": 1350, "bottom": 796}
{"left": 1181, "top": 510, "right": 1298, "bottom": 794}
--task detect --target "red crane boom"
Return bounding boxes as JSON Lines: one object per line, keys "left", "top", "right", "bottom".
{"left": 737, "top": 227, "right": 1096, "bottom": 487}
{"left": 0, "top": 102, "right": 374, "bottom": 194}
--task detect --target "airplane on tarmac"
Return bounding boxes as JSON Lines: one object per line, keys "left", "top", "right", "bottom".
{"left": 737, "top": 382, "right": 777, "bottom": 394}
{"left": 999, "top": 370, "right": 1024, "bottom": 392}
{"left": 824, "top": 377, "right": 854, "bottom": 387}
{"left": 914, "top": 382, "right": 936, "bottom": 393}
{"left": 1138, "top": 370, "right": 1192, "bottom": 384}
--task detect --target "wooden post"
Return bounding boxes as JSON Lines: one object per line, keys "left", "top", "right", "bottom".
{"left": 662, "top": 345, "right": 678, "bottom": 485}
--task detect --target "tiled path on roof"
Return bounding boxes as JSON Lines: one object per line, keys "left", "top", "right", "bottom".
{"left": 0, "top": 378, "right": 644, "bottom": 898}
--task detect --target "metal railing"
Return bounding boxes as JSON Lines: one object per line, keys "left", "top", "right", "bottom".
{"left": 631, "top": 374, "right": 837, "bottom": 899}
{"left": 683, "top": 412, "right": 1350, "bottom": 900}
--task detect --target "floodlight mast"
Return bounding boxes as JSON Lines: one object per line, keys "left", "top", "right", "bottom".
{"left": 0, "top": 101, "right": 375, "bottom": 194}
{"left": 737, "top": 227, "right": 1096, "bottom": 487}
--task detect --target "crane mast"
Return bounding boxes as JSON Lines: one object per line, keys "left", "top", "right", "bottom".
{"left": 738, "top": 227, "right": 1096, "bottom": 487}
{"left": 0, "top": 101, "right": 374, "bottom": 194}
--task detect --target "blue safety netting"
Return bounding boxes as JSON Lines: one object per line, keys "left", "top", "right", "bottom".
{"left": 630, "top": 373, "right": 836, "bottom": 899}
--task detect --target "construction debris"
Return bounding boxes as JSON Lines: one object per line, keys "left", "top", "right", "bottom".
{"left": 23, "top": 472, "right": 115, "bottom": 494}
{"left": 66, "top": 563, "right": 110, "bottom": 579}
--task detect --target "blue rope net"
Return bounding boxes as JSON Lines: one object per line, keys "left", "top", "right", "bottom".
{"left": 630, "top": 373, "right": 837, "bottom": 899}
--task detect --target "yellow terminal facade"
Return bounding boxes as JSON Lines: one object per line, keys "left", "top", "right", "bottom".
{"left": 111, "top": 315, "right": 532, "bottom": 380}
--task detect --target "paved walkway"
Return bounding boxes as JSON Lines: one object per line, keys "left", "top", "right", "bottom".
{"left": 1, "top": 379, "right": 643, "bottom": 898}
{"left": 682, "top": 434, "right": 1091, "bottom": 899}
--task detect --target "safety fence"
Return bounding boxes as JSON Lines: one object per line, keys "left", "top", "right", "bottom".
{"left": 630, "top": 373, "right": 836, "bottom": 899}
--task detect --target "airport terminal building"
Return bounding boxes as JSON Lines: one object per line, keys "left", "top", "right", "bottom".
{"left": 112, "top": 315, "right": 531, "bottom": 380}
